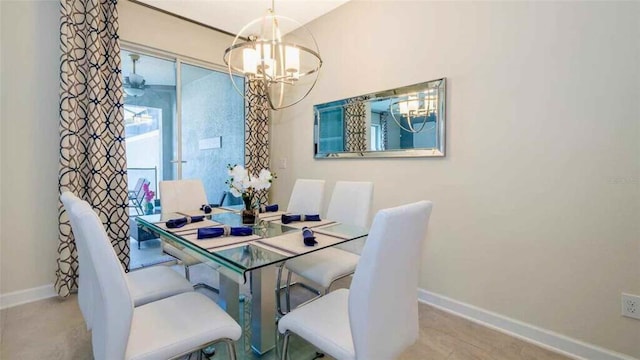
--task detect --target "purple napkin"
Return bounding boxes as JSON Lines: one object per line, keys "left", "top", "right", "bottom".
{"left": 281, "top": 214, "right": 321, "bottom": 224}
{"left": 259, "top": 204, "right": 279, "bottom": 213}
{"left": 197, "top": 225, "right": 253, "bottom": 239}
{"left": 166, "top": 215, "right": 205, "bottom": 229}
{"left": 302, "top": 227, "right": 317, "bottom": 246}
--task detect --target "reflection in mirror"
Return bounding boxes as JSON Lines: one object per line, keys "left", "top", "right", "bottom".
{"left": 314, "top": 78, "right": 445, "bottom": 158}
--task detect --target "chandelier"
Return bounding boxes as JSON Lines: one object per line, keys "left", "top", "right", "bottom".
{"left": 389, "top": 89, "right": 438, "bottom": 133}
{"left": 223, "top": 1, "right": 322, "bottom": 110}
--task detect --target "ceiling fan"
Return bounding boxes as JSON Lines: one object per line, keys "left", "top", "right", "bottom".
{"left": 123, "top": 54, "right": 147, "bottom": 98}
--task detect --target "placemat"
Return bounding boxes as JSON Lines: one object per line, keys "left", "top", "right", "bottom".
{"left": 182, "top": 233, "right": 262, "bottom": 251}
{"left": 255, "top": 231, "right": 344, "bottom": 256}
{"left": 269, "top": 219, "right": 336, "bottom": 229}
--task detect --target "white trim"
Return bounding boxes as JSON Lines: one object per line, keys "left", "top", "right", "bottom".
{"left": 0, "top": 284, "right": 57, "bottom": 310}
{"left": 120, "top": 40, "right": 241, "bottom": 75}
{"left": 418, "top": 289, "right": 638, "bottom": 360}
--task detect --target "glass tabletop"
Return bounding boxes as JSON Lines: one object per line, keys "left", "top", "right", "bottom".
{"left": 136, "top": 210, "right": 368, "bottom": 276}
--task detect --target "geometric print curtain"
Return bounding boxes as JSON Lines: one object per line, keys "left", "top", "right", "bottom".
{"left": 380, "top": 112, "right": 389, "bottom": 150}
{"left": 344, "top": 96, "right": 369, "bottom": 152}
{"left": 244, "top": 80, "right": 270, "bottom": 206}
{"left": 56, "top": 0, "right": 130, "bottom": 297}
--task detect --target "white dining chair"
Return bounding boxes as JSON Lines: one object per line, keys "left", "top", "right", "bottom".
{"left": 278, "top": 200, "right": 433, "bottom": 360}
{"left": 275, "top": 179, "right": 326, "bottom": 312}
{"left": 61, "top": 192, "right": 194, "bottom": 330}
{"left": 286, "top": 179, "right": 326, "bottom": 215}
{"left": 74, "top": 199, "right": 242, "bottom": 360}
{"left": 159, "top": 179, "right": 218, "bottom": 293}
{"left": 281, "top": 181, "right": 373, "bottom": 313}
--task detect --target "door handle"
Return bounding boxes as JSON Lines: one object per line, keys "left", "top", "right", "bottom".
{"left": 170, "top": 160, "right": 187, "bottom": 164}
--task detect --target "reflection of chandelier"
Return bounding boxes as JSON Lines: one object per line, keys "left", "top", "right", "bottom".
{"left": 389, "top": 89, "right": 438, "bottom": 133}
{"left": 223, "top": 0, "right": 322, "bottom": 110}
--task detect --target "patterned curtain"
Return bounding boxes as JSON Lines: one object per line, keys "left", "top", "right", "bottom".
{"left": 56, "top": 0, "right": 129, "bottom": 297}
{"left": 345, "top": 96, "right": 369, "bottom": 152}
{"left": 244, "top": 80, "right": 270, "bottom": 205}
{"left": 380, "top": 112, "right": 389, "bottom": 150}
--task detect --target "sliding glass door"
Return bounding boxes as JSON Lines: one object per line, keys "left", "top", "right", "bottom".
{"left": 180, "top": 63, "right": 245, "bottom": 206}
{"left": 122, "top": 48, "right": 245, "bottom": 208}
{"left": 122, "top": 50, "right": 176, "bottom": 207}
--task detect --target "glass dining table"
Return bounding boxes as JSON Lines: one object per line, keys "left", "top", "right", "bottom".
{"left": 136, "top": 207, "right": 368, "bottom": 359}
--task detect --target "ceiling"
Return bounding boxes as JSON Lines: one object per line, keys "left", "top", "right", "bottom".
{"left": 134, "top": 0, "right": 349, "bottom": 36}
{"left": 123, "top": 1, "right": 349, "bottom": 87}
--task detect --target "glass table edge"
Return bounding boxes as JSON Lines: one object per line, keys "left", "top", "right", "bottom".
{"left": 135, "top": 216, "right": 369, "bottom": 276}
{"left": 135, "top": 216, "right": 247, "bottom": 275}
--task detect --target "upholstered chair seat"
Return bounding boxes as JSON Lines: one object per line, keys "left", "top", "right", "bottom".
{"left": 284, "top": 248, "right": 360, "bottom": 289}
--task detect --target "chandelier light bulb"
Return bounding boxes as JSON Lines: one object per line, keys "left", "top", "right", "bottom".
{"left": 242, "top": 48, "right": 258, "bottom": 75}
{"left": 285, "top": 46, "right": 300, "bottom": 76}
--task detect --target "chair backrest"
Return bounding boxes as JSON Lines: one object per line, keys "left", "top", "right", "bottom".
{"left": 327, "top": 181, "right": 374, "bottom": 254}
{"left": 326, "top": 181, "right": 373, "bottom": 228}
{"left": 286, "top": 179, "right": 326, "bottom": 214}
{"left": 348, "top": 200, "right": 433, "bottom": 360}
{"left": 60, "top": 191, "right": 94, "bottom": 330}
{"left": 130, "top": 178, "right": 145, "bottom": 196}
{"left": 73, "top": 200, "right": 133, "bottom": 360}
{"left": 159, "top": 179, "right": 208, "bottom": 213}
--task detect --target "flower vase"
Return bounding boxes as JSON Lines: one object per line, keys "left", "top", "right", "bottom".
{"left": 241, "top": 194, "right": 256, "bottom": 225}
{"left": 144, "top": 201, "right": 155, "bottom": 215}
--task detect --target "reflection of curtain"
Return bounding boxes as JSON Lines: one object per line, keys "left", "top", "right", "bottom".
{"left": 57, "top": 0, "right": 129, "bottom": 297}
{"left": 345, "top": 96, "right": 369, "bottom": 152}
{"left": 245, "top": 80, "right": 270, "bottom": 205}
{"left": 380, "top": 112, "right": 389, "bottom": 150}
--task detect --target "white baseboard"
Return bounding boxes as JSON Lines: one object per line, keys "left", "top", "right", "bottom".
{"left": 0, "top": 284, "right": 57, "bottom": 310}
{"left": 418, "top": 289, "right": 637, "bottom": 360}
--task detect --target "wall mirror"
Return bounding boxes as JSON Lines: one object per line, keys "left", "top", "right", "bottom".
{"left": 314, "top": 78, "right": 446, "bottom": 158}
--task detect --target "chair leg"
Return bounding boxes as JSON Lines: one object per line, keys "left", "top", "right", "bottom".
{"left": 182, "top": 260, "right": 220, "bottom": 294}
{"left": 224, "top": 339, "right": 237, "bottom": 360}
{"left": 276, "top": 263, "right": 287, "bottom": 317}
{"left": 184, "top": 264, "right": 191, "bottom": 280}
{"left": 281, "top": 331, "right": 291, "bottom": 360}
{"left": 285, "top": 270, "right": 293, "bottom": 313}
{"left": 194, "top": 283, "right": 219, "bottom": 294}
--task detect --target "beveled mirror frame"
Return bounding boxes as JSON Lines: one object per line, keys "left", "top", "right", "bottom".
{"left": 314, "top": 78, "right": 446, "bottom": 159}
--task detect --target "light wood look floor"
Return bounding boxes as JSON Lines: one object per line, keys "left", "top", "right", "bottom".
{"left": 0, "top": 286, "right": 571, "bottom": 360}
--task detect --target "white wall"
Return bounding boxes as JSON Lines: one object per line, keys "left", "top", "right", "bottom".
{"left": 271, "top": 1, "right": 640, "bottom": 357}
{"left": 1, "top": 0, "right": 60, "bottom": 295}
{"left": 0, "top": 0, "right": 234, "bottom": 296}
{"left": 118, "top": 0, "right": 234, "bottom": 66}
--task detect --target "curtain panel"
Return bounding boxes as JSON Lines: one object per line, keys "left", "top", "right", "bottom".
{"left": 380, "top": 112, "right": 389, "bottom": 150}
{"left": 56, "top": 0, "right": 129, "bottom": 297}
{"left": 245, "top": 81, "right": 270, "bottom": 205}
{"left": 345, "top": 96, "right": 369, "bottom": 152}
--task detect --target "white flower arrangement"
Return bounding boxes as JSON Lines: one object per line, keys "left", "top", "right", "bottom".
{"left": 226, "top": 164, "right": 274, "bottom": 199}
